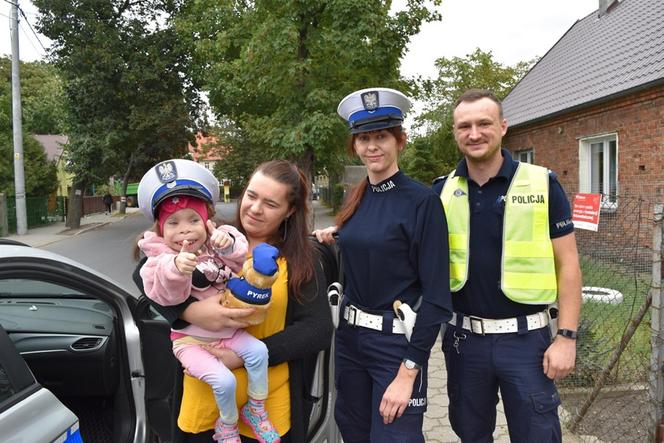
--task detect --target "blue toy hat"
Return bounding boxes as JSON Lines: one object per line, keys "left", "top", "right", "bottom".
{"left": 337, "top": 87, "right": 412, "bottom": 134}
{"left": 137, "top": 159, "right": 220, "bottom": 221}
{"left": 252, "top": 243, "right": 279, "bottom": 276}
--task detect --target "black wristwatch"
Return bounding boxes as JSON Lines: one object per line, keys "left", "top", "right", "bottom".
{"left": 557, "top": 328, "right": 578, "bottom": 340}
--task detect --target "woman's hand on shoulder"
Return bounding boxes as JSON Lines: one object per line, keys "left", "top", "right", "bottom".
{"left": 181, "top": 293, "right": 254, "bottom": 331}
{"left": 312, "top": 225, "right": 338, "bottom": 245}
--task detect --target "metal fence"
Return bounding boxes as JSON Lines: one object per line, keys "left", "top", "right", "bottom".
{"left": 560, "top": 193, "right": 663, "bottom": 442}
{"left": 5, "top": 195, "right": 66, "bottom": 233}
{"left": 3, "top": 195, "right": 113, "bottom": 234}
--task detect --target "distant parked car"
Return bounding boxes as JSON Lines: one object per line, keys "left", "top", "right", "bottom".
{"left": 0, "top": 240, "right": 340, "bottom": 442}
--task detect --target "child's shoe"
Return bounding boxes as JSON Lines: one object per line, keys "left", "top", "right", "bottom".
{"left": 240, "top": 400, "right": 281, "bottom": 443}
{"left": 213, "top": 418, "right": 242, "bottom": 443}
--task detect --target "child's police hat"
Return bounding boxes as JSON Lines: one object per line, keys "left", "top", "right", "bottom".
{"left": 137, "top": 159, "right": 220, "bottom": 221}
{"left": 337, "top": 87, "right": 412, "bottom": 134}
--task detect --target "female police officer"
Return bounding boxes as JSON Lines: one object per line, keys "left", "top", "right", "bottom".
{"left": 314, "top": 87, "right": 453, "bottom": 442}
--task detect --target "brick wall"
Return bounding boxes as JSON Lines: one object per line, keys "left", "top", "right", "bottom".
{"left": 503, "top": 84, "right": 664, "bottom": 257}
{"left": 503, "top": 83, "right": 664, "bottom": 199}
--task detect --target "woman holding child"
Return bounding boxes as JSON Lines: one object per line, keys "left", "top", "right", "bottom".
{"left": 134, "top": 159, "right": 333, "bottom": 442}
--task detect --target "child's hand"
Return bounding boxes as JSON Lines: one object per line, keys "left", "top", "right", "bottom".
{"left": 175, "top": 240, "right": 198, "bottom": 274}
{"left": 207, "top": 220, "right": 234, "bottom": 252}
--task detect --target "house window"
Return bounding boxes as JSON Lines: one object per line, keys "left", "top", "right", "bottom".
{"left": 513, "top": 149, "right": 534, "bottom": 164}
{"left": 579, "top": 134, "right": 618, "bottom": 208}
{"left": 204, "top": 162, "right": 211, "bottom": 170}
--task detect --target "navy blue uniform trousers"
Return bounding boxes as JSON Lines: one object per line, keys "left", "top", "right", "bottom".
{"left": 442, "top": 325, "right": 562, "bottom": 442}
{"left": 335, "top": 321, "right": 428, "bottom": 442}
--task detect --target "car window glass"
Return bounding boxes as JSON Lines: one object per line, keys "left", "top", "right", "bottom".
{"left": 0, "top": 279, "right": 87, "bottom": 298}
{"left": 0, "top": 362, "right": 16, "bottom": 403}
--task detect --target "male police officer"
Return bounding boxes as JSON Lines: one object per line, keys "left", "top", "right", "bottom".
{"left": 432, "top": 89, "right": 582, "bottom": 442}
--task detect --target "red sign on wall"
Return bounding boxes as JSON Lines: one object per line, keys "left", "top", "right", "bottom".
{"left": 572, "top": 193, "right": 601, "bottom": 231}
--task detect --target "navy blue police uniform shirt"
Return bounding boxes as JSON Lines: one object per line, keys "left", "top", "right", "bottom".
{"left": 339, "top": 170, "right": 453, "bottom": 366}
{"left": 431, "top": 149, "right": 574, "bottom": 319}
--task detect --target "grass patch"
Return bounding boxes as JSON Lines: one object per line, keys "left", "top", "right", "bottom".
{"left": 561, "top": 255, "right": 652, "bottom": 387}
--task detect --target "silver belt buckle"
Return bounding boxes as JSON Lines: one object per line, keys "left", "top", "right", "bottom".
{"left": 347, "top": 305, "right": 358, "bottom": 326}
{"left": 469, "top": 316, "right": 485, "bottom": 335}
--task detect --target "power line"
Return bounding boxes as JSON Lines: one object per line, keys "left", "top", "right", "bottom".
{"left": 18, "top": 7, "right": 47, "bottom": 52}
{"left": 2, "top": 0, "right": 18, "bottom": 6}
{"left": 19, "top": 20, "right": 41, "bottom": 55}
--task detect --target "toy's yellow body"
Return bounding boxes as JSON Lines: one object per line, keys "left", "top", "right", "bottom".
{"left": 221, "top": 259, "right": 279, "bottom": 325}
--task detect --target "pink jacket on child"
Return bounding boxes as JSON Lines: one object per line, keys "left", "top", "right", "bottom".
{"left": 138, "top": 226, "right": 248, "bottom": 339}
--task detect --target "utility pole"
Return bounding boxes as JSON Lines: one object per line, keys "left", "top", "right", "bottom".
{"left": 11, "top": 0, "right": 28, "bottom": 235}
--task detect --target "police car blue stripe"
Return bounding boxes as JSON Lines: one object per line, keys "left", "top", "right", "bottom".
{"left": 54, "top": 421, "right": 83, "bottom": 443}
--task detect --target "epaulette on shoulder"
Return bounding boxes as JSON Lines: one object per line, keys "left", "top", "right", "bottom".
{"left": 432, "top": 175, "right": 448, "bottom": 185}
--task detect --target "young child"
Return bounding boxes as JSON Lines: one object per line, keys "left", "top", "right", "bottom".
{"left": 136, "top": 159, "right": 280, "bottom": 443}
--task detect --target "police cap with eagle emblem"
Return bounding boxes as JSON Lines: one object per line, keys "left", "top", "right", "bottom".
{"left": 337, "top": 87, "right": 412, "bottom": 134}
{"left": 137, "top": 159, "right": 220, "bottom": 221}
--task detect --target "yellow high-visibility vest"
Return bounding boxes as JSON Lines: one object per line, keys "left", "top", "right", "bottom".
{"left": 440, "top": 162, "right": 557, "bottom": 304}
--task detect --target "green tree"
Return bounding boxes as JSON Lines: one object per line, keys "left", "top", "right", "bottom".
{"left": 176, "top": 0, "right": 441, "bottom": 180}
{"left": 0, "top": 58, "right": 58, "bottom": 196}
{"left": 210, "top": 123, "right": 263, "bottom": 195}
{"left": 34, "top": 0, "right": 198, "bottom": 227}
{"left": 403, "top": 48, "right": 534, "bottom": 184}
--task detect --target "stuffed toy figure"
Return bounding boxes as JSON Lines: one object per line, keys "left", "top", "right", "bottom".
{"left": 221, "top": 243, "right": 279, "bottom": 325}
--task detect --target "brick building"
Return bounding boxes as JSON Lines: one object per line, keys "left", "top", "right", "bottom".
{"left": 187, "top": 131, "right": 230, "bottom": 173}
{"left": 502, "top": 0, "right": 664, "bottom": 207}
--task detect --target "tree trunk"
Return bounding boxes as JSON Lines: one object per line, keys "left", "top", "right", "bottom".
{"left": 297, "top": 147, "right": 315, "bottom": 186}
{"left": 119, "top": 151, "right": 136, "bottom": 215}
{"left": 65, "top": 179, "right": 85, "bottom": 229}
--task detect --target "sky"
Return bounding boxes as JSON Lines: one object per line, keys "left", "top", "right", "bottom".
{"left": 1, "top": 0, "right": 601, "bottom": 121}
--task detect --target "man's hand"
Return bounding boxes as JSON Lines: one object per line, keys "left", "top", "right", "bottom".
{"left": 175, "top": 240, "right": 198, "bottom": 274}
{"left": 181, "top": 294, "right": 255, "bottom": 331}
{"left": 543, "top": 335, "right": 576, "bottom": 380}
{"left": 207, "top": 220, "right": 234, "bottom": 251}
{"left": 379, "top": 363, "right": 418, "bottom": 424}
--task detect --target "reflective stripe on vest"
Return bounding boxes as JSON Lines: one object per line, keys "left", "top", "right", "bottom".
{"left": 440, "top": 162, "right": 557, "bottom": 304}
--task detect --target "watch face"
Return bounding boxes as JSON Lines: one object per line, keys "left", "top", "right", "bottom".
{"left": 404, "top": 359, "right": 418, "bottom": 370}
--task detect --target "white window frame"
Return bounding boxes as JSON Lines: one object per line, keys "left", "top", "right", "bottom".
{"left": 578, "top": 133, "right": 618, "bottom": 210}
{"left": 513, "top": 148, "right": 534, "bottom": 164}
